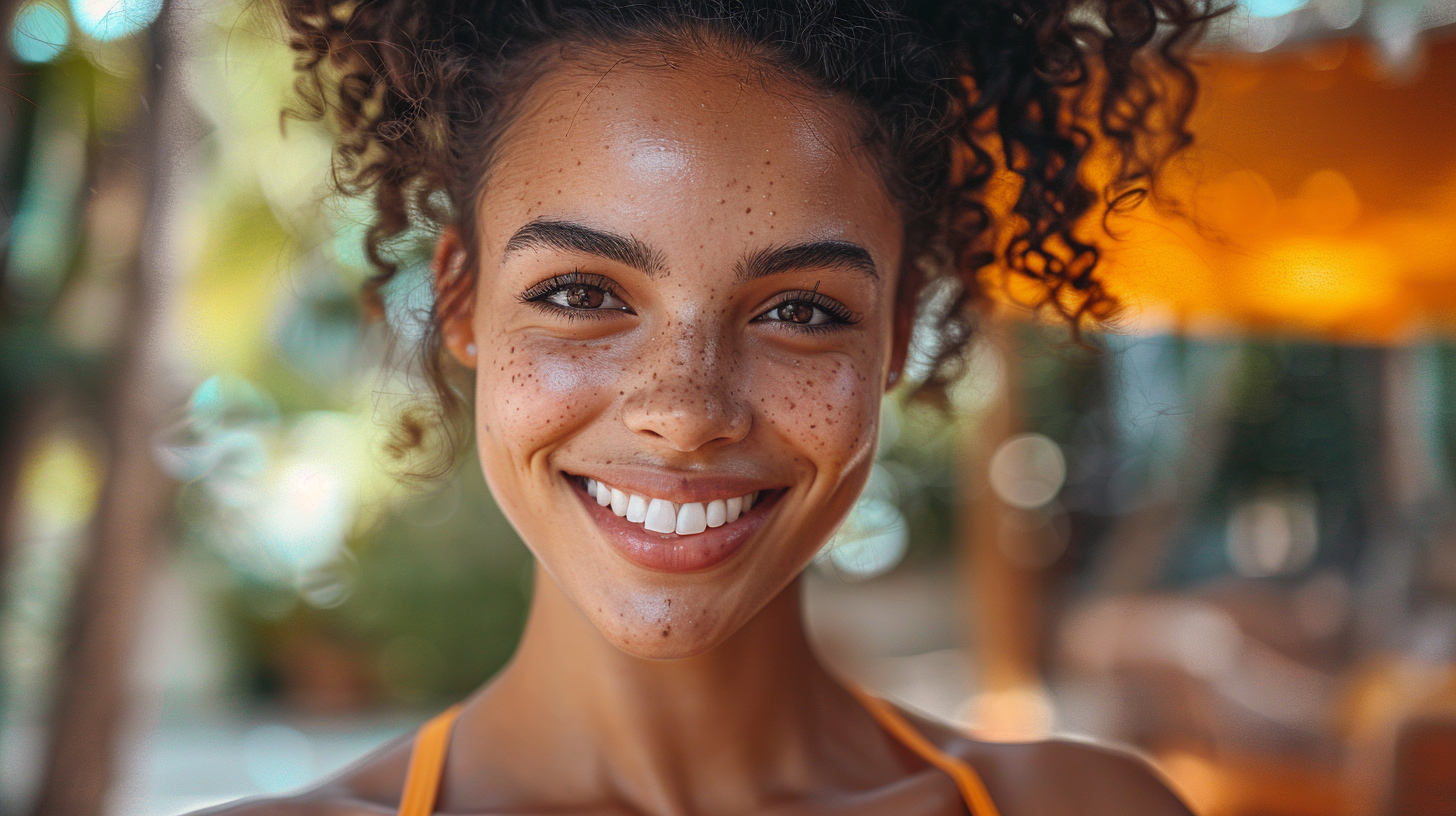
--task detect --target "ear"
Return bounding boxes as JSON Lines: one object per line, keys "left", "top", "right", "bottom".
{"left": 433, "top": 226, "right": 477, "bottom": 369}
{"left": 886, "top": 258, "right": 919, "bottom": 391}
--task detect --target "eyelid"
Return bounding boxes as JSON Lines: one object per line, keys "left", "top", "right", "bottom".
{"left": 517, "top": 270, "right": 636, "bottom": 320}
{"left": 756, "top": 290, "right": 862, "bottom": 326}
{"left": 518, "top": 270, "right": 624, "bottom": 303}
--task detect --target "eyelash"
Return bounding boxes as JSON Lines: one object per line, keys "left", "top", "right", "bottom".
{"left": 755, "top": 290, "right": 861, "bottom": 334}
{"left": 517, "top": 274, "right": 858, "bottom": 333}
{"left": 517, "top": 271, "right": 631, "bottom": 320}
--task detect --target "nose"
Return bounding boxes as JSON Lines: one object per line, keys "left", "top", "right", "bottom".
{"left": 622, "top": 323, "right": 751, "bottom": 452}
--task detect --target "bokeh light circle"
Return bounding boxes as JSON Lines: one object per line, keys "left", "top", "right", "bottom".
{"left": 241, "top": 724, "right": 315, "bottom": 793}
{"left": 825, "top": 498, "right": 909, "bottom": 580}
{"left": 988, "top": 433, "right": 1066, "bottom": 510}
{"left": 10, "top": 1, "right": 69, "bottom": 63}
{"left": 1244, "top": 0, "right": 1308, "bottom": 18}
{"left": 69, "top": 0, "right": 160, "bottom": 42}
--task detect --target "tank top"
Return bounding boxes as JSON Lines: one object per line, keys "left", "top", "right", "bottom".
{"left": 395, "top": 686, "right": 1003, "bottom": 816}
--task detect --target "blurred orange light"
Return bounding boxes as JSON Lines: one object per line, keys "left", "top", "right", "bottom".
{"left": 1088, "top": 35, "right": 1456, "bottom": 342}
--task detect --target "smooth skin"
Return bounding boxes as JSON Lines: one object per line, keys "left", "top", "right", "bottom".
{"left": 201, "top": 46, "right": 1194, "bottom": 816}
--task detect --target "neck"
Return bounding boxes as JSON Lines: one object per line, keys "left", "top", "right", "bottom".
{"left": 454, "top": 565, "right": 884, "bottom": 816}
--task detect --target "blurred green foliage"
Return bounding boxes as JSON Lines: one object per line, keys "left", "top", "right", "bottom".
{"left": 209, "top": 460, "right": 534, "bottom": 707}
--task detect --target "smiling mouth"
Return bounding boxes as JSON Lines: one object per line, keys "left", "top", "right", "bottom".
{"left": 564, "top": 472, "right": 784, "bottom": 572}
{"left": 579, "top": 476, "right": 761, "bottom": 536}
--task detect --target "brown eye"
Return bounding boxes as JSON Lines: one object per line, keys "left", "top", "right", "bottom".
{"left": 754, "top": 293, "right": 855, "bottom": 331}
{"left": 775, "top": 302, "right": 815, "bottom": 324}
{"left": 564, "top": 285, "right": 603, "bottom": 309}
{"left": 536, "top": 281, "right": 630, "bottom": 313}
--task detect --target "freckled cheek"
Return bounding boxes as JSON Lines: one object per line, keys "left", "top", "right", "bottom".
{"left": 478, "top": 346, "right": 620, "bottom": 458}
{"left": 758, "top": 357, "right": 879, "bottom": 466}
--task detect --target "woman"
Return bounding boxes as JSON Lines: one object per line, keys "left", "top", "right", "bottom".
{"left": 208, "top": 1, "right": 1214, "bottom": 813}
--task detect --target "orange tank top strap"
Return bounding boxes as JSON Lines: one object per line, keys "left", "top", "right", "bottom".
{"left": 395, "top": 694, "right": 1001, "bottom": 816}
{"left": 397, "top": 704, "right": 462, "bottom": 816}
{"left": 846, "top": 684, "right": 1004, "bottom": 816}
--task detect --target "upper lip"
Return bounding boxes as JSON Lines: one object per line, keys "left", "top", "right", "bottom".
{"left": 564, "top": 466, "right": 783, "bottom": 504}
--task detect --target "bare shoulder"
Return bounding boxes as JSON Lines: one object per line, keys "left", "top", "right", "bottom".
{"left": 896, "top": 709, "right": 1195, "bottom": 816}
{"left": 993, "top": 738, "right": 1195, "bottom": 816}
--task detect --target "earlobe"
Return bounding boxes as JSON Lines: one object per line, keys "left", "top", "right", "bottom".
{"left": 433, "top": 225, "right": 477, "bottom": 369}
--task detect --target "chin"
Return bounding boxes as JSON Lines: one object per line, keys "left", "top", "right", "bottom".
{"left": 585, "top": 588, "right": 743, "bottom": 660}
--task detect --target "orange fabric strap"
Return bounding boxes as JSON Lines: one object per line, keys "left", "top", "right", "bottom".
{"left": 847, "top": 685, "right": 1004, "bottom": 816}
{"left": 397, "top": 704, "right": 463, "bottom": 816}
{"left": 396, "top": 694, "right": 1000, "bottom": 816}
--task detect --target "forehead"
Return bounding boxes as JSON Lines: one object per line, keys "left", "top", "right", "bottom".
{"left": 483, "top": 50, "right": 901, "bottom": 253}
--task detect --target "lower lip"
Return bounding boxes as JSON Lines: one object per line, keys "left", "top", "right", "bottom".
{"left": 569, "top": 478, "right": 781, "bottom": 573}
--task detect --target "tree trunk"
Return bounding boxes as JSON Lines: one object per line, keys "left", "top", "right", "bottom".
{"left": 958, "top": 320, "right": 1051, "bottom": 740}
{"left": 28, "top": 6, "right": 188, "bottom": 814}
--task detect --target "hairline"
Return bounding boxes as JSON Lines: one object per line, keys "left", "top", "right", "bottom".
{"left": 441, "top": 25, "right": 910, "bottom": 322}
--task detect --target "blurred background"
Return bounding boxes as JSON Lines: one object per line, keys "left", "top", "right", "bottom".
{"left": 0, "top": 1, "right": 1453, "bottom": 814}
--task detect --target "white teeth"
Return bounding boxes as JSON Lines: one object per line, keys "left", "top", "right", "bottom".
{"left": 583, "top": 477, "right": 764, "bottom": 536}
{"left": 725, "top": 496, "right": 742, "bottom": 523}
{"left": 644, "top": 499, "right": 678, "bottom": 534}
{"left": 626, "top": 494, "right": 648, "bottom": 523}
{"left": 706, "top": 499, "right": 726, "bottom": 528}
{"left": 676, "top": 502, "right": 708, "bottom": 535}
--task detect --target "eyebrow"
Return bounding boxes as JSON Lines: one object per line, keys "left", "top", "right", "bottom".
{"left": 734, "top": 241, "right": 879, "bottom": 284}
{"left": 501, "top": 217, "right": 879, "bottom": 283}
{"left": 502, "top": 219, "right": 667, "bottom": 277}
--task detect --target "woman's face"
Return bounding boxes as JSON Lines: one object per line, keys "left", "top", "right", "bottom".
{"left": 442, "top": 50, "right": 906, "bottom": 658}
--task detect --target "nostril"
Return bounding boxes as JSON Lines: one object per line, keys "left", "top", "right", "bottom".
{"left": 622, "top": 378, "right": 751, "bottom": 451}
{"left": 638, "top": 427, "right": 665, "bottom": 440}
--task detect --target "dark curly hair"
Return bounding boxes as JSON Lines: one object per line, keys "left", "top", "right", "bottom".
{"left": 280, "top": 0, "right": 1219, "bottom": 478}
